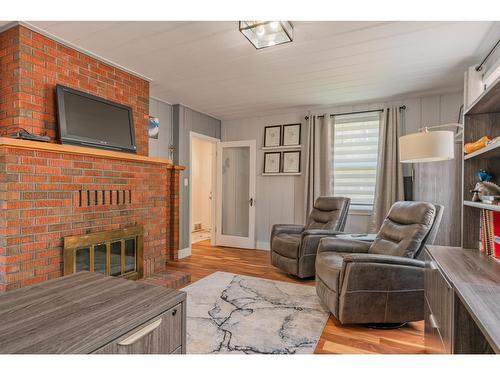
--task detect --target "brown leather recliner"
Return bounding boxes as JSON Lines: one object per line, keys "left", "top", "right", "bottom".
{"left": 315, "top": 201, "right": 443, "bottom": 325}
{"left": 270, "top": 197, "right": 350, "bottom": 279}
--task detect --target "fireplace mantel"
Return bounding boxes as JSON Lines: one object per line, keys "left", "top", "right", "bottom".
{"left": 0, "top": 138, "right": 173, "bottom": 167}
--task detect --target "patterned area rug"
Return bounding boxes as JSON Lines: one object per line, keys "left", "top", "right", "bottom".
{"left": 181, "top": 272, "right": 329, "bottom": 354}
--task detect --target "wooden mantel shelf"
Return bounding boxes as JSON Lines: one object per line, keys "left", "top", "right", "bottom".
{"left": 0, "top": 137, "right": 175, "bottom": 167}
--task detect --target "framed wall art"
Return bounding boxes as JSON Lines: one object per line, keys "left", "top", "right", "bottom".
{"left": 282, "top": 151, "right": 301, "bottom": 173}
{"left": 148, "top": 116, "right": 160, "bottom": 139}
{"left": 263, "top": 152, "right": 281, "bottom": 174}
{"left": 282, "top": 123, "right": 301, "bottom": 146}
{"left": 264, "top": 125, "right": 282, "bottom": 147}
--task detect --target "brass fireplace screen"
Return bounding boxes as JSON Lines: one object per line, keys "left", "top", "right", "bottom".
{"left": 64, "top": 226, "right": 144, "bottom": 280}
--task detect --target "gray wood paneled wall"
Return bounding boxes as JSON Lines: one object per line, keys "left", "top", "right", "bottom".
{"left": 149, "top": 100, "right": 221, "bottom": 253}
{"left": 222, "top": 91, "right": 463, "bottom": 249}
{"left": 173, "top": 104, "right": 221, "bottom": 251}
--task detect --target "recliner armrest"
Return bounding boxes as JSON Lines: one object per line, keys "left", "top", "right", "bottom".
{"left": 302, "top": 229, "right": 342, "bottom": 236}
{"left": 342, "top": 253, "right": 424, "bottom": 268}
{"left": 271, "top": 224, "right": 304, "bottom": 240}
{"left": 317, "top": 237, "right": 371, "bottom": 254}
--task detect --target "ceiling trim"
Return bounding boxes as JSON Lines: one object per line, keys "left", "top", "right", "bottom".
{"left": 3, "top": 21, "right": 153, "bottom": 82}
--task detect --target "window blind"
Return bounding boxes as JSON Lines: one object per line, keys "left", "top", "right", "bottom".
{"left": 331, "top": 112, "right": 381, "bottom": 210}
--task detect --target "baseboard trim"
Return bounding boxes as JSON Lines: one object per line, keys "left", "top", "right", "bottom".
{"left": 178, "top": 247, "right": 191, "bottom": 259}
{"left": 256, "top": 241, "right": 270, "bottom": 251}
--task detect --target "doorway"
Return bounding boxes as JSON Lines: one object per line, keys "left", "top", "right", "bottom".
{"left": 190, "top": 133, "right": 217, "bottom": 247}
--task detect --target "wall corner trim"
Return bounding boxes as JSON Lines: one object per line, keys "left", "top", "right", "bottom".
{"left": 178, "top": 247, "right": 192, "bottom": 259}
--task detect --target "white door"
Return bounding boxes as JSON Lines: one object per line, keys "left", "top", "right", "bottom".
{"left": 216, "top": 140, "right": 256, "bottom": 249}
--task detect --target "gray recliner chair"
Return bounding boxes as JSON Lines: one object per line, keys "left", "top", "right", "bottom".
{"left": 270, "top": 197, "right": 350, "bottom": 279}
{"left": 315, "top": 201, "right": 443, "bottom": 325}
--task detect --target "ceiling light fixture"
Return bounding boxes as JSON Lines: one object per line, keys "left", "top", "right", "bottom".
{"left": 239, "top": 21, "right": 294, "bottom": 49}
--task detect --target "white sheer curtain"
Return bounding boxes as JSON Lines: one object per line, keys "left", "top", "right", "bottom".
{"left": 369, "top": 107, "right": 405, "bottom": 232}
{"left": 304, "top": 114, "right": 333, "bottom": 219}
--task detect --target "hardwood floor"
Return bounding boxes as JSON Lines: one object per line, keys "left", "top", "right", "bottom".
{"left": 165, "top": 240, "right": 425, "bottom": 354}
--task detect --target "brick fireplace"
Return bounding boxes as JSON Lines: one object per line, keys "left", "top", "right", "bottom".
{"left": 0, "top": 24, "right": 183, "bottom": 291}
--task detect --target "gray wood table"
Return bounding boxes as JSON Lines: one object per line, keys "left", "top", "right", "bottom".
{"left": 0, "top": 272, "right": 186, "bottom": 354}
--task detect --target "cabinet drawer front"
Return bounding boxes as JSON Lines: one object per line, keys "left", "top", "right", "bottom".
{"left": 424, "top": 251, "right": 453, "bottom": 353}
{"left": 94, "top": 303, "right": 183, "bottom": 354}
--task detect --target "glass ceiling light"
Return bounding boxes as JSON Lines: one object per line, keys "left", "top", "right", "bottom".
{"left": 239, "top": 21, "right": 294, "bottom": 49}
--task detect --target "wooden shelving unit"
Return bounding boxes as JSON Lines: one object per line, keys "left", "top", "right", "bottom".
{"left": 462, "top": 76, "right": 500, "bottom": 250}
{"left": 463, "top": 200, "right": 500, "bottom": 212}
{"left": 464, "top": 141, "right": 500, "bottom": 160}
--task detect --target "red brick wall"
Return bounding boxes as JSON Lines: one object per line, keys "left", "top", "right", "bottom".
{"left": 0, "top": 27, "right": 22, "bottom": 137}
{"left": 0, "top": 146, "right": 180, "bottom": 292}
{"left": 0, "top": 25, "right": 150, "bottom": 156}
{"left": 0, "top": 25, "right": 182, "bottom": 292}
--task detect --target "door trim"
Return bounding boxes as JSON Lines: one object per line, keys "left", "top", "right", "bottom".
{"left": 188, "top": 131, "right": 219, "bottom": 257}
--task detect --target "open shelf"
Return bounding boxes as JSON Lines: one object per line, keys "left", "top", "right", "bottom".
{"left": 261, "top": 145, "right": 302, "bottom": 150}
{"left": 464, "top": 141, "right": 500, "bottom": 160}
{"left": 262, "top": 172, "right": 301, "bottom": 176}
{"left": 463, "top": 200, "right": 500, "bottom": 212}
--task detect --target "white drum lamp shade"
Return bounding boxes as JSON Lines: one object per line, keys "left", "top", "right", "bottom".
{"left": 399, "top": 130, "right": 455, "bottom": 163}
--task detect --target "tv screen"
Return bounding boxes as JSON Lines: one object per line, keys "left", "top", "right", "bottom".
{"left": 56, "top": 85, "right": 137, "bottom": 153}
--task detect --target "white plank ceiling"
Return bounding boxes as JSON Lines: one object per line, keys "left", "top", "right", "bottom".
{"left": 15, "top": 21, "right": 498, "bottom": 119}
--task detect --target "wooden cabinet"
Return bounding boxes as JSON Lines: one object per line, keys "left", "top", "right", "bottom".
{"left": 424, "top": 251, "right": 453, "bottom": 353}
{"left": 0, "top": 272, "right": 186, "bottom": 354}
{"left": 424, "top": 246, "right": 500, "bottom": 354}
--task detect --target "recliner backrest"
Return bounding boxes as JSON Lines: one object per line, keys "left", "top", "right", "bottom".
{"left": 369, "top": 201, "right": 438, "bottom": 258}
{"left": 305, "top": 196, "right": 350, "bottom": 231}
{"left": 415, "top": 203, "right": 443, "bottom": 259}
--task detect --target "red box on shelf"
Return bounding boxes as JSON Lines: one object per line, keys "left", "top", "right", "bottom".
{"left": 493, "top": 212, "right": 500, "bottom": 259}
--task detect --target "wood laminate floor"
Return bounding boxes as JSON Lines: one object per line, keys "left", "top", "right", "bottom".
{"left": 165, "top": 240, "right": 425, "bottom": 354}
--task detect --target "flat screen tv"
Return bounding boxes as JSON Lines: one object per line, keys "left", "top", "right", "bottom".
{"left": 56, "top": 85, "right": 137, "bottom": 153}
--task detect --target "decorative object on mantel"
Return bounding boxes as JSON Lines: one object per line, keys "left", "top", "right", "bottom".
{"left": 464, "top": 135, "right": 491, "bottom": 154}
{"left": 263, "top": 152, "right": 281, "bottom": 174}
{"left": 264, "top": 125, "right": 281, "bottom": 147}
{"left": 471, "top": 181, "right": 500, "bottom": 202}
{"left": 282, "top": 123, "right": 301, "bottom": 146}
{"left": 282, "top": 151, "right": 301, "bottom": 173}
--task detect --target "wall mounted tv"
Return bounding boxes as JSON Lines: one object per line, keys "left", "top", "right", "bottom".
{"left": 56, "top": 85, "right": 137, "bottom": 153}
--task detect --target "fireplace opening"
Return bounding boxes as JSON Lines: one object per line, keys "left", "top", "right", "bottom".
{"left": 63, "top": 226, "right": 144, "bottom": 280}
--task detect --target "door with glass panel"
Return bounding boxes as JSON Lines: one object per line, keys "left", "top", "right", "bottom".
{"left": 215, "top": 140, "right": 256, "bottom": 249}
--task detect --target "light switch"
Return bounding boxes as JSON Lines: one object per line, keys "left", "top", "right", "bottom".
{"left": 184, "top": 178, "right": 189, "bottom": 187}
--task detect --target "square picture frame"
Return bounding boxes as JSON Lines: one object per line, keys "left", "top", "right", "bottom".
{"left": 282, "top": 123, "right": 301, "bottom": 146}
{"left": 264, "top": 125, "right": 282, "bottom": 147}
{"left": 263, "top": 152, "right": 281, "bottom": 174}
{"left": 282, "top": 151, "right": 301, "bottom": 173}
